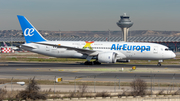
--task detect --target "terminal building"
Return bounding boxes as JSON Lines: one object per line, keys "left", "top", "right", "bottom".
{"left": 0, "top": 13, "right": 180, "bottom": 52}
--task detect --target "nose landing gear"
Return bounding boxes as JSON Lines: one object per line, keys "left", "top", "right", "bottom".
{"left": 157, "top": 62, "right": 161, "bottom": 66}
{"left": 157, "top": 60, "right": 163, "bottom": 66}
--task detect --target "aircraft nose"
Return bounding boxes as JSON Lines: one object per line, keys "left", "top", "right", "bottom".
{"left": 171, "top": 52, "right": 176, "bottom": 58}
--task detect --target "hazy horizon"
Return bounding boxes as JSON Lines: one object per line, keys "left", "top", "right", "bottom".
{"left": 1, "top": 0, "right": 180, "bottom": 31}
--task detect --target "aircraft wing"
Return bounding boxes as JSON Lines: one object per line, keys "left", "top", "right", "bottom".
{"left": 32, "top": 42, "right": 97, "bottom": 55}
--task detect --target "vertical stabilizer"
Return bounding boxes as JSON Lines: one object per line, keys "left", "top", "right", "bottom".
{"left": 3, "top": 42, "right": 7, "bottom": 47}
{"left": 17, "top": 15, "right": 47, "bottom": 43}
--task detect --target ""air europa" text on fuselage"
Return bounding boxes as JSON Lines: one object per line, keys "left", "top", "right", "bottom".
{"left": 111, "top": 44, "right": 151, "bottom": 52}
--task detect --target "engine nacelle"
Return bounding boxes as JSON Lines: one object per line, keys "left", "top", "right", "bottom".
{"left": 98, "top": 52, "right": 117, "bottom": 63}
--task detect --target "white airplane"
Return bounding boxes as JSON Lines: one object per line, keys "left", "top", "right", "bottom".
{"left": 1, "top": 41, "right": 19, "bottom": 50}
{"left": 17, "top": 15, "right": 176, "bottom": 66}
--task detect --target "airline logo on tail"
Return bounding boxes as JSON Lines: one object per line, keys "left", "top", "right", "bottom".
{"left": 17, "top": 15, "right": 46, "bottom": 43}
{"left": 3, "top": 42, "right": 7, "bottom": 47}
{"left": 24, "top": 28, "right": 35, "bottom": 36}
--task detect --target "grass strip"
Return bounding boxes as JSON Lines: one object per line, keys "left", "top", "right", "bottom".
{"left": 0, "top": 79, "right": 178, "bottom": 87}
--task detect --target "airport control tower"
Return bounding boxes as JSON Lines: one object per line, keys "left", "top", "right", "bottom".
{"left": 117, "top": 13, "right": 133, "bottom": 42}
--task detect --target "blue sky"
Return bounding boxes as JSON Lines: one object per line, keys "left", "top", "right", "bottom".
{"left": 0, "top": 0, "right": 180, "bottom": 31}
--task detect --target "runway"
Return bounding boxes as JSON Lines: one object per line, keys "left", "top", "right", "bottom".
{"left": 0, "top": 62, "right": 180, "bottom": 83}
{"left": 1, "top": 62, "right": 180, "bottom": 68}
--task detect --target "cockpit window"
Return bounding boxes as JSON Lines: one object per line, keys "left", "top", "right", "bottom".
{"left": 165, "top": 48, "right": 171, "bottom": 51}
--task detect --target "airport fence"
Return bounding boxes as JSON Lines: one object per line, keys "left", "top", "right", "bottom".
{"left": 1, "top": 73, "right": 180, "bottom": 95}
{"left": 69, "top": 73, "right": 180, "bottom": 94}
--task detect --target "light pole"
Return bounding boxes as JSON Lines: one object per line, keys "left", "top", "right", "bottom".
{"left": 172, "top": 74, "right": 175, "bottom": 90}
{"left": 114, "top": 75, "right": 117, "bottom": 92}
{"left": 153, "top": 74, "right": 156, "bottom": 91}
{"left": 54, "top": 76, "right": 56, "bottom": 94}
{"left": 94, "top": 76, "right": 96, "bottom": 93}
{"left": 151, "top": 72, "right": 152, "bottom": 96}
{"left": 74, "top": 76, "right": 77, "bottom": 92}
{"left": 119, "top": 78, "right": 120, "bottom": 90}
{"left": 11, "top": 77, "right": 13, "bottom": 93}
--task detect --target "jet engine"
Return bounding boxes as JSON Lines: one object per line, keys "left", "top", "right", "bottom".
{"left": 98, "top": 52, "right": 117, "bottom": 63}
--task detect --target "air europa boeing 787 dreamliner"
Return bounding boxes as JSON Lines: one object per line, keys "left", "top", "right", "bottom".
{"left": 17, "top": 15, "right": 176, "bottom": 66}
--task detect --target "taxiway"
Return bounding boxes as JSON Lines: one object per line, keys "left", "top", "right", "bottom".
{"left": 0, "top": 62, "right": 180, "bottom": 83}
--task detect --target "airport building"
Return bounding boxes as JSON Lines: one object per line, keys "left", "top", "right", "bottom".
{"left": 0, "top": 36, "right": 180, "bottom": 52}
{"left": 1, "top": 14, "right": 180, "bottom": 52}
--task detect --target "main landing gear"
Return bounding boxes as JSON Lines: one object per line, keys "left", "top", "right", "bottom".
{"left": 84, "top": 56, "right": 101, "bottom": 65}
{"left": 157, "top": 60, "right": 163, "bottom": 66}
{"left": 84, "top": 61, "right": 101, "bottom": 65}
{"left": 157, "top": 62, "right": 161, "bottom": 66}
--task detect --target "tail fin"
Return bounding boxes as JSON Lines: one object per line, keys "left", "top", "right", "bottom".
{"left": 3, "top": 42, "right": 7, "bottom": 47}
{"left": 17, "top": 15, "right": 47, "bottom": 43}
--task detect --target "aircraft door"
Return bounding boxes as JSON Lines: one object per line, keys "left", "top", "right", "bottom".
{"left": 51, "top": 46, "right": 58, "bottom": 53}
{"left": 153, "top": 46, "right": 158, "bottom": 53}
{"left": 161, "top": 47, "right": 164, "bottom": 58}
{"left": 126, "top": 51, "right": 133, "bottom": 58}
{"left": 46, "top": 46, "right": 50, "bottom": 51}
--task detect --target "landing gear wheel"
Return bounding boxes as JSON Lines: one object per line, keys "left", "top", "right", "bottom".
{"left": 84, "top": 61, "right": 88, "bottom": 65}
{"left": 93, "top": 61, "right": 101, "bottom": 65}
{"left": 157, "top": 62, "right": 161, "bottom": 66}
{"left": 84, "top": 61, "right": 101, "bottom": 65}
{"left": 84, "top": 61, "right": 93, "bottom": 65}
